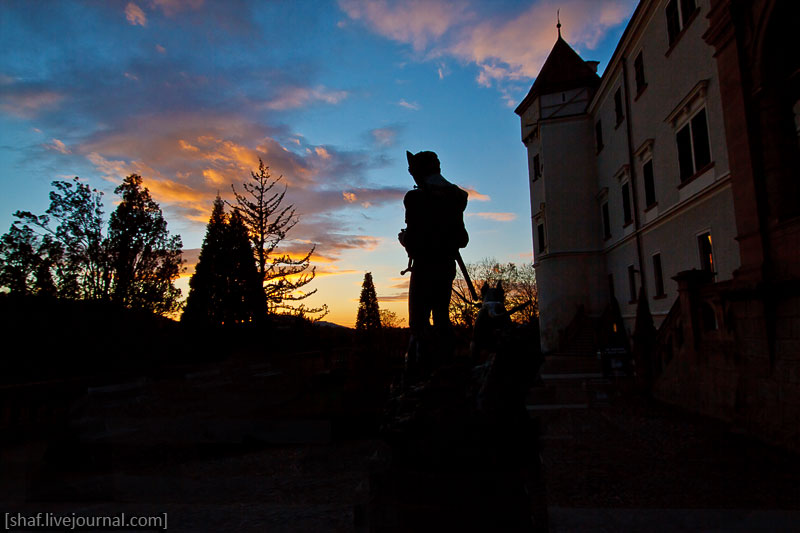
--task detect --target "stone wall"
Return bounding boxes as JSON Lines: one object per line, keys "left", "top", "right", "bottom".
{"left": 651, "top": 270, "right": 800, "bottom": 450}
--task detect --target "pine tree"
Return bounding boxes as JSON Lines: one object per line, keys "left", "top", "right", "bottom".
{"left": 355, "top": 272, "right": 381, "bottom": 332}
{"left": 226, "top": 208, "right": 266, "bottom": 323}
{"left": 183, "top": 195, "right": 228, "bottom": 325}
{"left": 183, "top": 197, "right": 266, "bottom": 326}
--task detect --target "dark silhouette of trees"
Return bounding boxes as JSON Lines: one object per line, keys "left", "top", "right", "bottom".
{"left": 231, "top": 158, "right": 326, "bottom": 319}
{"left": 183, "top": 196, "right": 228, "bottom": 325}
{"left": 0, "top": 222, "right": 44, "bottom": 294}
{"left": 356, "top": 272, "right": 381, "bottom": 332}
{"left": 1, "top": 175, "right": 182, "bottom": 317}
{"left": 183, "top": 196, "right": 265, "bottom": 326}
{"left": 450, "top": 258, "right": 538, "bottom": 328}
{"left": 226, "top": 208, "right": 266, "bottom": 323}
{"left": 9, "top": 177, "right": 108, "bottom": 299}
{"left": 106, "top": 175, "right": 183, "bottom": 315}
{"left": 379, "top": 308, "right": 405, "bottom": 329}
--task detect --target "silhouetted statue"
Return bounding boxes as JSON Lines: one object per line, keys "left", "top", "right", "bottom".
{"left": 399, "top": 150, "right": 468, "bottom": 377}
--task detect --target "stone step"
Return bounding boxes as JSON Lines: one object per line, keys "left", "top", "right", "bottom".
{"left": 540, "top": 355, "right": 602, "bottom": 375}
{"left": 527, "top": 385, "right": 591, "bottom": 406}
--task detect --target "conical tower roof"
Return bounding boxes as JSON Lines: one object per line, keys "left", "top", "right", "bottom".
{"left": 515, "top": 36, "right": 600, "bottom": 115}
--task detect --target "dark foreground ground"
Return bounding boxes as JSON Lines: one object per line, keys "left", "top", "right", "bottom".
{"left": 2, "top": 349, "right": 800, "bottom": 532}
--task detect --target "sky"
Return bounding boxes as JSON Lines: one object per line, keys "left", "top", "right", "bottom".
{"left": 0, "top": 0, "right": 638, "bottom": 327}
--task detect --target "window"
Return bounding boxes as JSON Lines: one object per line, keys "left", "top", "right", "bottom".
{"left": 628, "top": 265, "right": 637, "bottom": 302}
{"left": 634, "top": 52, "right": 646, "bottom": 94}
{"left": 614, "top": 89, "right": 624, "bottom": 125}
{"left": 533, "top": 153, "right": 541, "bottom": 180}
{"left": 602, "top": 202, "right": 611, "bottom": 240}
{"left": 666, "top": 0, "right": 697, "bottom": 46}
{"left": 676, "top": 108, "right": 711, "bottom": 182}
{"left": 537, "top": 223, "right": 546, "bottom": 253}
{"left": 595, "top": 120, "right": 604, "bottom": 152}
{"left": 698, "top": 232, "right": 714, "bottom": 273}
{"left": 643, "top": 160, "right": 656, "bottom": 207}
{"left": 621, "top": 182, "right": 632, "bottom": 225}
{"left": 652, "top": 253, "right": 665, "bottom": 297}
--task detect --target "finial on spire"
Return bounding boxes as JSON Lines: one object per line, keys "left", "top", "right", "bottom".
{"left": 557, "top": 9, "right": 562, "bottom": 38}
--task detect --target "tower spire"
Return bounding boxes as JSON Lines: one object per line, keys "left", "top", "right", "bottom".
{"left": 557, "top": 10, "right": 562, "bottom": 38}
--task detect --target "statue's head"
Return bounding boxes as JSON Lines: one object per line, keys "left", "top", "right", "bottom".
{"left": 406, "top": 150, "right": 440, "bottom": 186}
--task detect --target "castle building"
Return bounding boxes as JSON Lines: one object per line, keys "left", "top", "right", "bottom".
{"left": 518, "top": 0, "right": 741, "bottom": 353}
{"left": 517, "top": 0, "right": 800, "bottom": 449}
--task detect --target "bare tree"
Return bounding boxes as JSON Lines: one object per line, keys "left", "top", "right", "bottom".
{"left": 231, "top": 158, "right": 327, "bottom": 319}
{"left": 450, "top": 258, "right": 538, "bottom": 328}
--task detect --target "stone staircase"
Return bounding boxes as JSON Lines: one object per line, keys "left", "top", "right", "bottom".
{"left": 527, "top": 354, "right": 609, "bottom": 412}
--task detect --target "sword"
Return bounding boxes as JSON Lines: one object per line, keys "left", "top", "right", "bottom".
{"left": 456, "top": 251, "right": 478, "bottom": 302}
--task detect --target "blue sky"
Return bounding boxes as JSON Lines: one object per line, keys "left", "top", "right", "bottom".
{"left": 0, "top": 0, "right": 637, "bottom": 326}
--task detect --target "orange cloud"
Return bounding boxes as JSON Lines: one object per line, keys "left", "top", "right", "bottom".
{"left": 463, "top": 187, "right": 490, "bottom": 201}
{"left": 178, "top": 139, "right": 199, "bottom": 152}
{"left": 469, "top": 212, "right": 517, "bottom": 222}
{"left": 378, "top": 292, "right": 409, "bottom": 303}
{"left": 125, "top": 2, "right": 147, "bottom": 26}
{"left": 45, "top": 139, "right": 70, "bottom": 154}
{"left": 202, "top": 168, "right": 226, "bottom": 185}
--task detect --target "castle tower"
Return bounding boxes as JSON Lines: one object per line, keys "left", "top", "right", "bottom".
{"left": 515, "top": 34, "right": 607, "bottom": 353}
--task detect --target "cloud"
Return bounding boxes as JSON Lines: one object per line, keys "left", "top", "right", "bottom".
{"left": 389, "top": 278, "right": 409, "bottom": 289}
{"left": 263, "top": 86, "right": 349, "bottom": 110}
{"left": 125, "top": 2, "right": 147, "bottom": 26}
{"left": 150, "top": 0, "right": 205, "bottom": 17}
{"left": 449, "top": 0, "right": 634, "bottom": 86}
{"left": 338, "top": 0, "right": 469, "bottom": 51}
{"left": 370, "top": 126, "right": 401, "bottom": 147}
{"left": 77, "top": 108, "right": 404, "bottom": 264}
{"left": 378, "top": 291, "right": 409, "bottom": 303}
{"left": 463, "top": 187, "right": 490, "bottom": 201}
{"left": 44, "top": 138, "right": 71, "bottom": 154}
{"left": 182, "top": 247, "right": 201, "bottom": 275}
{"left": 468, "top": 212, "right": 517, "bottom": 222}
{"left": 0, "top": 84, "right": 64, "bottom": 118}
{"left": 397, "top": 99, "right": 420, "bottom": 110}
{"left": 155, "top": 44, "right": 167, "bottom": 54}
{"left": 339, "top": 0, "right": 636, "bottom": 90}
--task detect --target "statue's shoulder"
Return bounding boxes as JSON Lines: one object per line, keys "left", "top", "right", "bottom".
{"left": 403, "top": 188, "right": 424, "bottom": 207}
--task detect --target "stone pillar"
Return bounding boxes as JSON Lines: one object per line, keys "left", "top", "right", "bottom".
{"left": 673, "top": 269, "right": 715, "bottom": 359}
{"left": 703, "top": 0, "right": 767, "bottom": 283}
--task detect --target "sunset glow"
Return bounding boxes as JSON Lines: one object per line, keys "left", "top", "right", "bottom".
{"left": 0, "top": 0, "right": 637, "bottom": 327}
